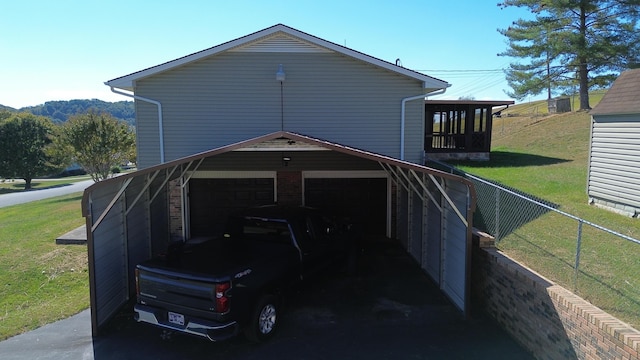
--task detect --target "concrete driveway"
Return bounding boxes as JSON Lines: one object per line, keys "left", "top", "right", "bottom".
{"left": 0, "top": 238, "right": 533, "bottom": 360}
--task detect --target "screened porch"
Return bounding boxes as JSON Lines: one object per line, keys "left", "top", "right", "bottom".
{"left": 424, "top": 100, "right": 514, "bottom": 161}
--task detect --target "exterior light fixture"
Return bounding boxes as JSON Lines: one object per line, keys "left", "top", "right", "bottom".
{"left": 276, "top": 64, "right": 286, "bottom": 82}
{"left": 282, "top": 156, "right": 291, "bottom": 166}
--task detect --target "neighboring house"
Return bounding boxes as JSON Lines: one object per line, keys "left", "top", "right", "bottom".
{"left": 83, "top": 24, "right": 480, "bottom": 335}
{"left": 588, "top": 68, "right": 640, "bottom": 217}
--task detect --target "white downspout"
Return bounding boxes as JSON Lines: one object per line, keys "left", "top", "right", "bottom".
{"left": 108, "top": 86, "right": 165, "bottom": 164}
{"left": 401, "top": 87, "right": 447, "bottom": 160}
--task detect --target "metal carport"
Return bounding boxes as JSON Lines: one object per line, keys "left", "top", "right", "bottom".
{"left": 81, "top": 131, "right": 476, "bottom": 336}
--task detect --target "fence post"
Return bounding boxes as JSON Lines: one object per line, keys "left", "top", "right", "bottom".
{"left": 495, "top": 188, "right": 500, "bottom": 241}
{"left": 574, "top": 220, "right": 584, "bottom": 291}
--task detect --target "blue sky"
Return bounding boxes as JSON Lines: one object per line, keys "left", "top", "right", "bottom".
{"left": 1, "top": 0, "right": 535, "bottom": 109}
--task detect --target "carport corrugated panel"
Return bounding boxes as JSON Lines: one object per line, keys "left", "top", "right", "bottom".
{"left": 409, "top": 189, "right": 424, "bottom": 262}
{"left": 423, "top": 192, "right": 442, "bottom": 281}
{"left": 396, "top": 186, "right": 409, "bottom": 249}
{"left": 89, "top": 182, "right": 128, "bottom": 327}
{"left": 149, "top": 176, "right": 170, "bottom": 256}
{"left": 124, "top": 178, "right": 152, "bottom": 296}
{"left": 440, "top": 180, "right": 469, "bottom": 311}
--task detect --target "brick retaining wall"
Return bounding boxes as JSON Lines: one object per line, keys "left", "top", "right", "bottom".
{"left": 472, "top": 239, "right": 640, "bottom": 359}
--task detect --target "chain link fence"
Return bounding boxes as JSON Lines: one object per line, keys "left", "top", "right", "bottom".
{"left": 427, "top": 160, "right": 640, "bottom": 328}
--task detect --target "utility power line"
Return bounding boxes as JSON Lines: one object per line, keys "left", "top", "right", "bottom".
{"left": 415, "top": 66, "right": 512, "bottom": 99}
{"left": 416, "top": 69, "right": 505, "bottom": 73}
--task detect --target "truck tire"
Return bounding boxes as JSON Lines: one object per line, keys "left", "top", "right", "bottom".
{"left": 245, "top": 294, "right": 279, "bottom": 342}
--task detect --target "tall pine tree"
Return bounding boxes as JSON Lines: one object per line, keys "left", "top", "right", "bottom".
{"left": 498, "top": 0, "right": 640, "bottom": 109}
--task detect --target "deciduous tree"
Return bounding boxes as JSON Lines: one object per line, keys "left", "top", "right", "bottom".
{"left": 60, "top": 111, "right": 136, "bottom": 182}
{"left": 498, "top": 0, "right": 640, "bottom": 109}
{"left": 0, "top": 113, "right": 63, "bottom": 189}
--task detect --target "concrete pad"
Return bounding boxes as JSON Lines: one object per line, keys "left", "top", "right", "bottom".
{"left": 56, "top": 225, "right": 87, "bottom": 245}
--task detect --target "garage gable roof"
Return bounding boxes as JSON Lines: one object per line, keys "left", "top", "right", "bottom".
{"left": 82, "top": 131, "right": 474, "bottom": 216}
{"left": 590, "top": 68, "right": 640, "bottom": 116}
{"left": 105, "top": 24, "right": 450, "bottom": 91}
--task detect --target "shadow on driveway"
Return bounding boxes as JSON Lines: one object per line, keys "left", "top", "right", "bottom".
{"left": 90, "top": 238, "right": 534, "bottom": 359}
{"left": 0, "top": 238, "right": 533, "bottom": 359}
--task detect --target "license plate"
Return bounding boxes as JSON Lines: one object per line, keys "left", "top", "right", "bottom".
{"left": 168, "top": 311, "right": 185, "bottom": 326}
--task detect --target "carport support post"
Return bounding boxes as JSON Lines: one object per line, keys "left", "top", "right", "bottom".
{"left": 421, "top": 173, "right": 429, "bottom": 267}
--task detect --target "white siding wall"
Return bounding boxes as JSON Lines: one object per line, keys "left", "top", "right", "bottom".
{"left": 134, "top": 51, "right": 424, "bottom": 168}
{"left": 588, "top": 115, "right": 640, "bottom": 215}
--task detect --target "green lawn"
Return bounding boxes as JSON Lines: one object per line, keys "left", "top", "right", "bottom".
{"left": 0, "top": 193, "right": 88, "bottom": 340}
{"left": 453, "top": 101, "right": 640, "bottom": 329}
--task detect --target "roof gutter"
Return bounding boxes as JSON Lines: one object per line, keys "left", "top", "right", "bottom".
{"left": 107, "top": 85, "right": 165, "bottom": 163}
{"left": 400, "top": 87, "right": 446, "bottom": 160}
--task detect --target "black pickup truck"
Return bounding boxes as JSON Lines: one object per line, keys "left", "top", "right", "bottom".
{"left": 134, "top": 205, "right": 353, "bottom": 342}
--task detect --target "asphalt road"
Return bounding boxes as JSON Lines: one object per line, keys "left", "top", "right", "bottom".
{"left": 0, "top": 179, "right": 95, "bottom": 208}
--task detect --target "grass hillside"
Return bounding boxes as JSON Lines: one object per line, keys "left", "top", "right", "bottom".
{"left": 454, "top": 93, "right": 640, "bottom": 329}
{"left": 462, "top": 92, "right": 614, "bottom": 216}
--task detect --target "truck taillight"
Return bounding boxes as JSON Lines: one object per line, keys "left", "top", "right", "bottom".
{"left": 215, "top": 282, "right": 231, "bottom": 313}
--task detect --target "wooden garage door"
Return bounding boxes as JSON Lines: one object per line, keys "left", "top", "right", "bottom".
{"left": 189, "top": 178, "right": 274, "bottom": 237}
{"left": 305, "top": 178, "right": 386, "bottom": 236}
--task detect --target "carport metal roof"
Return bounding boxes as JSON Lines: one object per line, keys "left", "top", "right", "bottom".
{"left": 82, "top": 131, "right": 476, "bottom": 225}
{"left": 82, "top": 131, "right": 477, "bottom": 335}
{"left": 82, "top": 131, "right": 476, "bottom": 231}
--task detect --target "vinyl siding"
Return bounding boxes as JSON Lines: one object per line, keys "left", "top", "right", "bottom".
{"left": 588, "top": 114, "right": 640, "bottom": 212}
{"left": 134, "top": 51, "right": 425, "bottom": 168}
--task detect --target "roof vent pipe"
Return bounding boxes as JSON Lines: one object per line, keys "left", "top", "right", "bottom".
{"left": 400, "top": 88, "right": 446, "bottom": 160}
{"left": 107, "top": 86, "right": 165, "bottom": 164}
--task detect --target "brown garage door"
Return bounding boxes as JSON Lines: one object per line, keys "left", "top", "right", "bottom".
{"left": 189, "top": 178, "right": 274, "bottom": 237}
{"left": 305, "top": 178, "right": 387, "bottom": 236}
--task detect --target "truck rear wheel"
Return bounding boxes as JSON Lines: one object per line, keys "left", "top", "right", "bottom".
{"left": 245, "top": 294, "right": 279, "bottom": 342}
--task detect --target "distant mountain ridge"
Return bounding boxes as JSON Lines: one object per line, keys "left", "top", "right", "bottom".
{"left": 1, "top": 99, "right": 135, "bottom": 125}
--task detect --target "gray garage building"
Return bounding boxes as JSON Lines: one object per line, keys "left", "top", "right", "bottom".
{"left": 82, "top": 24, "right": 477, "bottom": 335}
{"left": 588, "top": 68, "right": 640, "bottom": 217}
